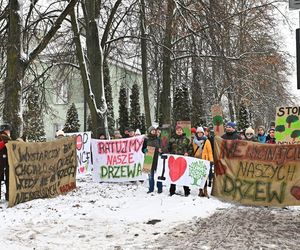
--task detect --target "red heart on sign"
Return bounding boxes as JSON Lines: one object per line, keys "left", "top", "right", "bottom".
{"left": 168, "top": 156, "right": 187, "bottom": 182}
{"left": 79, "top": 165, "right": 85, "bottom": 173}
{"left": 291, "top": 186, "right": 300, "bottom": 200}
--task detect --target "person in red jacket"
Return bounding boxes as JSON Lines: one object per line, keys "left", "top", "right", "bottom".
{"left": 0, "top": 124, "right": 12, "bottom": 201}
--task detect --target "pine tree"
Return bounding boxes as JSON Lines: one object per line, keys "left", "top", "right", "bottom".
{"left": 23, "top": 88, "right": 46, "bottom": 142}
{"left": 104, "top": 60, "right": 115, "bottom": 133}
{"left": 129, "top": 83, "right": 142, "bottom": 129}
{"left": 237, "top": 104, "right": 250, "bottom": 132}
{"left": 118, "top": 86, "right": 129, "bottom": 136}
{"left": 173, "top": 84, "right": 191, "bottom": 123}
{"left": 63, "top": 103, "right": 80, "bottom": 133}
{"left": 87, "top": 114, "right": 92, "bottom": 132}
{"left": 139, "top": 114, "right": 146, "bottom": 134}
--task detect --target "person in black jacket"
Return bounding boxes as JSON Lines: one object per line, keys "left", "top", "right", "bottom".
{"left": 0, "top": 124, "right": 12, "bottom": 201}
{"left": 221, "top": 122, "right": 242, "bottom": 140}
{"left": 142, "top": 126, "right": 163, "bottom": 194}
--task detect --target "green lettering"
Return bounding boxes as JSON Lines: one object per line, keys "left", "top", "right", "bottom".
{"left": 254, "top": 181, "right": 266, "bottom": 201}
{"left": 100, "top": 166, "right": 108, "bottom": 178}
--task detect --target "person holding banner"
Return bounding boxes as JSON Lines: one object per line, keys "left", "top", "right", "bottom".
{"left": 192, "top": 127, "right": 213, "bottom": 197}
{"left": 143, "top": 126, "right": 163, "bottom": 194}
{"left": 0, "top": 124, "right": 12, "bottom": 201}
{"left": 266, "top": 128, "right": 276, "bottom": 144}
{"left": 257, "top": 125, "right": 267, "bottom": 143}
{"left": 221, "top": 122, "right": 242, "bottom": 140}
{"left": 168, "top": 125, "right": 192, "bottom": 196}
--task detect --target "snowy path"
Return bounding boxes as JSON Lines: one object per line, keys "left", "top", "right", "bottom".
{"left": 0, "top": 175, "right": 230, "bottom": 249}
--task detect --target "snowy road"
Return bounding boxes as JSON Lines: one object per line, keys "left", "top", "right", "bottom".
{"left": 1, "top": 174, "right": 299, "bottom": 250}
{"left": 146, "top": 206, "right": 300, "bottom": 250}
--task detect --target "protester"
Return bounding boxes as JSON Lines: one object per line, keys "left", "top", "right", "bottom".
{"left": 191, "top": 127, "right": 197, "bottom": 140}
{"left": 0, "top": 124, "right": 12, "bottom": 201}
{"left": 257, "top": 125, "right": 267, "bottom": 143}
{"left": 168, "top": 124, "right": 192, "bottom": 196}
{"left": 113, "top": 130, "right": 122, "bottom": 139}
{"left": 127, "top": 128, "right": 135, "bottom": 138}
{"left": 55, "top": 129, "right": 65, "bottom": 139}
{"left": 99, "top": 134, "right": 106, "bottom": 139}
{"left": 221, "top": 122, "right": 242, "bottom": 140}
{"left": 266, "top": 128, "right": 276, "bottom": 144}
{"left": 244, "top": 127, "right": 258, "bottom": 142}
{"left": 135, "top": 129, "right": 141, "bottom": 136}
{"left": 192, "top": 127, "right": 213, "bottom": 197}
{"left": 142, "top": 126, "right": 162, "bottom": 194}
{"left": 123, "top": 127, "right": 130, "bottom": 138}
{"left": 237, "top": 129, "right": 246, "bottom": 140}
{"left": 156, "top": 127, "right": 161, "bottom": 138}
{"left": 203, "top": 127, "right": 215, "bottom": 187}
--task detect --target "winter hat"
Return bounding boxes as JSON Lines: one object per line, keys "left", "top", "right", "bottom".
{"left": 148, "top": 126, "right": 156, "bottom": 133}
{"left": 196, "top": 127, "right": 204, "bottom": 133}
{"left": 127, "top": 128, "right": 134, "bottom": 132}
{"left": 114, "top": 130, "right": 121, "bottom": 135}
{"left": 226, "top": 121, "right": 236, "bottom": 129}
{"left": 0, "top": 124, "right": 12, "bottom": 132}
{"left": 258, "top": 125, "right": 265, "bottom": 131}
{"left": 245, "top": 127, "right": 255, "bottom": 135}
{"left": 191, "top": 127, "right": 197, "bottom": 134}
{"left": 135, "top": 129, "right": 141, "bottom": 135}
{"left": 56, "top": 130, "right": 65, "bottom": 137}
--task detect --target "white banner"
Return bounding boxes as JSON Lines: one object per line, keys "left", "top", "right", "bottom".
{"left": 155, "top": 154, "right": 210, "bottom": 188}
{"left": 91, "top": 136, "right": 146, "bottom": 182}
{"left": 65, "top": 132, "right": 92, "bottom": 174}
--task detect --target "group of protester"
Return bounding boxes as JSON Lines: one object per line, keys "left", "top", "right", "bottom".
{"left": 141, "top": 121, "right": 277, "bottom": 198}
{"left": 0, "top": 120, "right": 277, "bottom": 202}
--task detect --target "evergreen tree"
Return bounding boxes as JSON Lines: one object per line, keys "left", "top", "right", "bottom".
{"left": 129, "top": 83, "right": 142, "bottom": 129}
{"left": 173, "top": 84, "right": 191, "bottom": 123}
{"left": 139, "top": 114, "right": 146, "bottom": 134}
{"left": 87, "top": 114, "right": 92, "bottom": 132}
{"left": 104, "top": 60, "right": 115, "bottom": 134}
{"left": 63, "top": 103, "right": 80, "bottom": 133}
{"left": 23, "top": 88, "right": 46, "bottom": 142}
{"left": 118, "top": 86, "right": 129, "bottom": 136}
{"left": 237, "top": 104, "right": 250, "bottom": 132}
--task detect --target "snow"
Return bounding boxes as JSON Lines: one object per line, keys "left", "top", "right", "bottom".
{"left": 0, "top": 174, "right": 230, "bottom": 249}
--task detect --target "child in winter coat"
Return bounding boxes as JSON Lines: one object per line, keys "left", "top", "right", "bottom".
{"left": 192, "top": 127, "right": 213, "bottom": 197}
{"left": 168, "top": 125, "right": 192, "bottom": 196}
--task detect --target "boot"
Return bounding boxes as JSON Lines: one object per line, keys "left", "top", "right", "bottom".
{"left": 203, "top": 186, "right": 209, "bottom": 198}
{"left": 198, "top": 188, "right": 205, "bottom": 197}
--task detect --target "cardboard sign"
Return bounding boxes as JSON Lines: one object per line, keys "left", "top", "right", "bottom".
{"left": 275, "top": 106, "right": 300, "bottom": 145}
{"left": 7, "top": 137, "right": 77, "bottom": 207}
{"left": 65, "top": 132, "right": 92, "bottom": 174}
{"left": 143, "top": 146, "right": 155, "bottom": 173}
{"left": 155, "top": 154, "right": 210, "bottom": 188}
{"left": 160, "top": 124, "right": 171, "bottom": 154}
{"left": 92, "top": 136, "right": 145, "bottom": 182}
{"left": 211, "top": 104, "right": 224, "bottom": 137}
{"left": 177, "top": 121, "right": 191, "bottom": 140}
{"left": 212, "top": 136, "right": 300, "bottom": 207}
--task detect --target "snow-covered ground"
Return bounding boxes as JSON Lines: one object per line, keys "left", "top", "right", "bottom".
{"left": 0, "top": 174, "right": 231, "bottom": 250}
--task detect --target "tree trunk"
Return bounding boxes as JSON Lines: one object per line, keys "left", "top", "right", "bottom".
{"left": 85, "top": 0, "right": 109, "bottom": 138}
{"left": 70, "top": 8, "right": 101, "bottom": 136}
{"left": 139, "top": 0, "right": 151, "bottom": 128}
{"left": 159, "top": 0, "right": 174, "bottom": 126}
{"left": 3, "top": 0, "right": 23, "bottom": 139}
